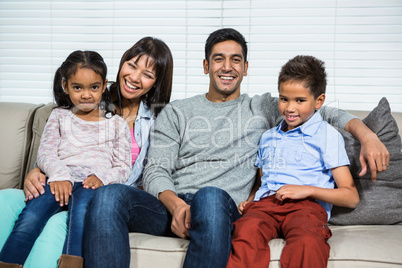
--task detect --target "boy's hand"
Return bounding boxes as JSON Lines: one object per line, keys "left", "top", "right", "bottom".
{"left": 275, "top": 185, "right": 312, "bottom": 202}
{"left": 83, "top": 175, "right": 104, "bottom": 189}
{"left": 49, "top": 181, "right": 72, "bottom": 206}
{"left": 238, "top": 201, "right": 250, "bottom": 215}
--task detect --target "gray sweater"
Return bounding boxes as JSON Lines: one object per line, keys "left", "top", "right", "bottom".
{"left": 143, "top": 93, "right": 355, "bottom": 206}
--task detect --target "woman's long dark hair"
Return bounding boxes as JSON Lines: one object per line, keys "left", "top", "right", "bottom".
{"left": 110, "top": 37, "right": 173, "bottom": 116}
{"left": 53, "top": 50, "right": 113, "bottom": 115}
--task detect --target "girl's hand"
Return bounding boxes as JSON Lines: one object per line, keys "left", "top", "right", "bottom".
{"left": 49, "top": 181, "right": 72, "bottom": 206}
{"left": 24, "top": 167, "right": 46, "bottom": 201}
{"left": 275, "top": 185, "right": 313, "bottom": 202}
{"left": 83, "top": 175, "right": 104, "bottom": 189}
{"left": 238, "top": 201, "right": 250, "bottom": 215}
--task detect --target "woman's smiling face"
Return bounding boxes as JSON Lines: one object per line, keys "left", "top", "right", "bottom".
{"left": 119, "top": 55, "right": 157, "bottom": 101}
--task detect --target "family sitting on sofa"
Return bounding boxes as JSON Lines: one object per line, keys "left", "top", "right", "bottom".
{"left": 0, "top": 28, "right": 391, "bottom": 268}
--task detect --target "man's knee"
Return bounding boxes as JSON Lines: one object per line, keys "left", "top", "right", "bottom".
{"left": 193, "top": 186, "right": 229, "bottom": 204}
{"left": 191, "top": 187, "right": 238, "bottom": 225}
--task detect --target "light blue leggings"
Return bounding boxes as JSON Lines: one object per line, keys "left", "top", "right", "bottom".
{"left": 0, "top": 189, "right": 67, "bottom": 268}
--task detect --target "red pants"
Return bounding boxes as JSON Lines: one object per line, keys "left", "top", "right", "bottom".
{"left": 226, "top": 196, "right": 332, "bottom": 268}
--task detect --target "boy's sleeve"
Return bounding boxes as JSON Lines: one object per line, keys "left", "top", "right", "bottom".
{"left": 321, "top": 124, "right": 350, "bottom": 170}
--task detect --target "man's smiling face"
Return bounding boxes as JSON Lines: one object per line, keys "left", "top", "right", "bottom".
{"left": 203, "top": 40, "right": 248, "bottom": 102}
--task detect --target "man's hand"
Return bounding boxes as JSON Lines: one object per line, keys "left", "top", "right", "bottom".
{"left": 345, "top": 118, "right": 390, "bottom": 182}
{"left": 171, "top": 202, "right": 191, "bottom": 239}
{"left": 83, "top": 175, "right": 104, "bottom": 189}
{"left": 359, "top": 132, "right": 390, "bottom": 182}
{"left": 24, "top": 167, "right": 46, "bottom": 201}
{"left": 158, "top": 190, "right": 191, "bottom": 239}
{"left": 49, "top": 181, "right": 72, "bottom": 207}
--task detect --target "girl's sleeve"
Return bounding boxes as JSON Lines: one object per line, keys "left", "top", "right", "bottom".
{"left": 37, "top": 109, "right": 73, "bottom": 184}
{"left": 93, "top": 118, "right": 132, "bottom": 185}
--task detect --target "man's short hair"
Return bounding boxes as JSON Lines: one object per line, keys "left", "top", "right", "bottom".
{"left": 205, "top": 28, "right": 248, "bottom": 64}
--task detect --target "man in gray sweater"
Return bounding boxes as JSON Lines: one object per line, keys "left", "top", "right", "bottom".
{"left": 142, "top": 28, "right": 388, "bottom": 268}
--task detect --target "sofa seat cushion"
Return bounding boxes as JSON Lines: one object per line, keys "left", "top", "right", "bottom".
{"left": 129, "top": 233, "right": 188, "bottom": 267}
{"left": 128, "top": 225, "right": 402, "bottom": 268}
{"left": 327, "top": 225, "right": 402, "bottom": 267}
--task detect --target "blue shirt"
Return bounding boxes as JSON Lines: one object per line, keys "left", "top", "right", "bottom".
{"left": 125, "top": 101, "right": 155, "bottom": 187}
{"left": 254, "top": 112, "right": 350, "bottom": 220}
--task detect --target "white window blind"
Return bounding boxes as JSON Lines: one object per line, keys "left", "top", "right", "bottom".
{"left": 1, "top": 0, "right": 401, "bottom": 112}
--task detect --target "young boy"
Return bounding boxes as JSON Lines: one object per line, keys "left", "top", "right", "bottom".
{"left": 226, "top": 55, "right": 360, "bottom": 268}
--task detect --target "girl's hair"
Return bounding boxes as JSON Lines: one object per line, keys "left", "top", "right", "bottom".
{"left": 53, "top": 50, "right": 113, "bottom": 115}
{"left": 110, "top": 37, "right": 173, "bottom": 116}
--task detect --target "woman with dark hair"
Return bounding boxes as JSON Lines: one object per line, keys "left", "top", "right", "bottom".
{"left": 0, "top": 37, "right": 173, "bottom": 268}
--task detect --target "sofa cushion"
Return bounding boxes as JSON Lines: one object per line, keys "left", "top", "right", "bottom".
{"left": 25, "top": 103, "right": 56, "bottom": 175}
{"left": 128, "top": 225, "right": 402, "bottom": 268}
{"left": 0, "top": 102, "right": 42, "bottom": 189}
{"left": 329, "top": 97, "right": 402, "bottom": 225}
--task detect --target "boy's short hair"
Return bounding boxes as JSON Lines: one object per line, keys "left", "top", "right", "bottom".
{"left": 278, "top": 55, "right": 327, "bottom": 98}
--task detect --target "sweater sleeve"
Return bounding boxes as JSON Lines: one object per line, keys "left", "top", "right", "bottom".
{"left": 37, "top": 109, "right": 73, "bottom": 184}
{"left": 143, "top": 104, "right": 180, "bottom": 198}
{"left": 318, "top": 105, "right": 357, "bottom": 129}
{"left": 91, "top": 117, "right": 132, "bottom": 185}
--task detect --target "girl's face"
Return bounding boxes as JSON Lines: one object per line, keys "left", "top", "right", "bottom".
{"left": 119, "top": 55, "right": 157, "bottom": 102}
{"left": 64, "top": 67, "right": 107, "bottom": 119}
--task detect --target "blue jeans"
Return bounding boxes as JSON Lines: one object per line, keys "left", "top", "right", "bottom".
{"left": 0, "top": 182, "right": 94, "bottom": 264}
{"left": 182, "top": 187, "right": 241, "bottom": 268}
{"left": 83, "top": 185, "right": 240, "bottom": 268}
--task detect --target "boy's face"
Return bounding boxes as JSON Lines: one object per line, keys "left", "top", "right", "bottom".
{"left": 278, "top": 81, "right": 325, "bottom": 131}
{"left": 203, "top": 40, "right": 248, "bottom": 102}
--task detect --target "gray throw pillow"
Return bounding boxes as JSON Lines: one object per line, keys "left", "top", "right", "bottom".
{"left": 329, "top": 97, "right": 402, "bottom": 225}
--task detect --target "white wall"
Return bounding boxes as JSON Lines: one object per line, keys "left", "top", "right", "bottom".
{"left": 1, "top": 0, "right": 401, "bottom": 112}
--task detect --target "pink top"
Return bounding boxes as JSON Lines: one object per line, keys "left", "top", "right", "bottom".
{"left": 37, "top": 108, "right": 132, "bottom": 186}
{"left": 130, "top": 127, "right": 141, "bottom": 166}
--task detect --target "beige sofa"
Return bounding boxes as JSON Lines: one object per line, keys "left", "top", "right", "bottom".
{"left": 1, "top": 101, "right": 401, "bottom": 268}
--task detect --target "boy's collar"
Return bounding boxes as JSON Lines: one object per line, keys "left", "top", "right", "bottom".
{"left": 278, "top": 111, "right": 322, "bottom": 136}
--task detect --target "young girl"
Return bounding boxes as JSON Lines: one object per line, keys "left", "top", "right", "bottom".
{"left": 0, "top": 50, "right": 132, "bottom": 268}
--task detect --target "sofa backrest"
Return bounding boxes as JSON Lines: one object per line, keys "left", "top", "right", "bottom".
{"left": 0, "top": 102, "right": 43, "bottom": 189}
{"left": 349, "top": 110, "right": 401, "bottom": 136}
{"left": 1, "top": 101, "right": 401, "bottom": 191}
{"left": 25, "top": 103, "right": 57, "bottom": 177}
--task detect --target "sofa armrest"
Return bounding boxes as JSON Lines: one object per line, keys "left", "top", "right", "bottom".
{"left": 0, "top": 102, "right": 43, "bottom": 189}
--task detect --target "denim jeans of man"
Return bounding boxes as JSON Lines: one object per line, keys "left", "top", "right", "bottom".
{"left": 83, "top": 185, "right": 241, "bottom": 268}
{"left": 0, "top": 182, "right": 94, "bottom": 264}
